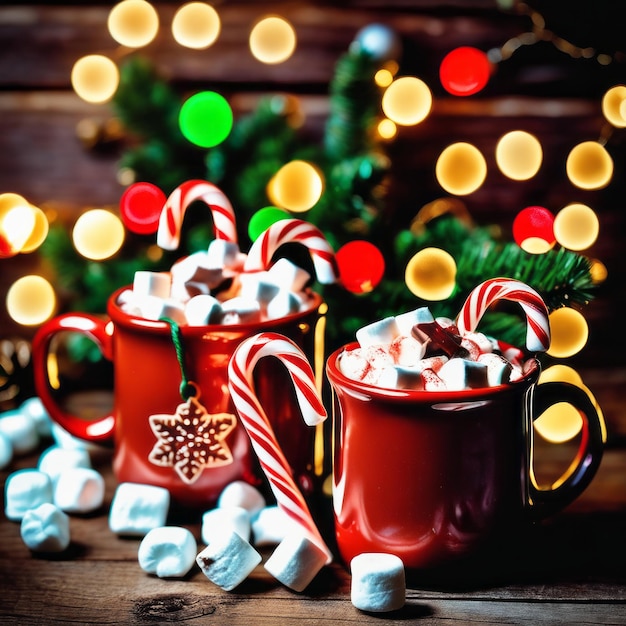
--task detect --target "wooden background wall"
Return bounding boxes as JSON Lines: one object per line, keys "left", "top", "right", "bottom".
{"left": 1, "top": 1, "right": 625, "bottom": 435}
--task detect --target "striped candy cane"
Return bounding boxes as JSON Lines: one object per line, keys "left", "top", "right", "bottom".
{"left": 244, "top": 218, "right": 338, "bottom": 284}
{"left": 157, "top": 180, "right": 238, "bottom": 250}
{"left": 456, "top": 278, "right": 551, "bottom": 352}
{"left": 228, "top": 332, "right": 332, "bottom": 563}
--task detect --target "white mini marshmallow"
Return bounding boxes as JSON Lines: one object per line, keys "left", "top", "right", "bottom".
{"left": 264, "top": 531, "right": 328, "bottom": 592}
{"left": 196, "top": 529, "right": 262, "bottom": 591}
{"left": 109, "top": 482, "right": 170, "bottom": 536}
{"left": 4, "top": 469, "right": 53, "bottom": 521}
{"left": 0, "top": 410, "right": 39, "bottom": 455}
{"left": 266, "top": 290, "right": 301, "bottom": 320}
{"left": 20, "top": 397, "right": 53, "bottom": 438}
{"left": 350, "top": 553, "right": 406, "bottom": 613}
{"left": 0, "top": 432, "right": 13, "bottom": 470}
{"left": 377, "top": 366, "right": 424, "bottom": 391}
{"left": 389, "top": 335, "right": 426, "bottom": 367}
{"left": 138, "top": 526, "right": 197, "bottom": 578}
{"left": 38, "top": 446, "right": 92, "bottom": 485}
{"left": 251, "top": 505, "right": 297, "bottom": 546}
{"left": 206, "top": 239, "right": 241, "bottom": 269}
{"left": 202, "top": 506, "right": 251, "bottom": 544}
{"left": 478, "top": 352, "right": 513, "bottom": 386}
{"left": 438, "top": 358, "right": 488, "bottom": 391}
{"left": 356, "top": 317, "right": 400, "bottom": 349}
{"left": 394, "top": 306, "right": 434, "bottom": 336}
{"left": 185, "top": 294, "right": 222, "bottom": 326}
{"left": 462, "top": 330, "right": 495, "bottom": 354}
{"left": 50, "top": 422, "right": 100, "bottom": 453}
{"left": 239, "top": 272, "right": 280, "bottom": 308}
{"left": 266, "top": 258, "right": 311, "bottom": 293}
{"left": 217, "top": 481, "right": 266, "bottom": 515}
{"left": 133, "top": 271, "right": 171, "bottom": 299}
{"left": 20, "top": 503, "right": 70, "bottom": 553}
{"left": 141, "top": 296, "right": 187, "bottom": 325}
{"left": 220, "top": 298, "right": 262, "bottom": 325}
{"left": 54, "top": 467, "right": 105, "bottom": 514}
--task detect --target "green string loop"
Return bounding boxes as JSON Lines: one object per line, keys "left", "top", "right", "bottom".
{"left": 160, "top": 317, "right": 196, "bottom": 401}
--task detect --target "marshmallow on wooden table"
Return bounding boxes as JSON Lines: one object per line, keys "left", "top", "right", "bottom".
{"left": 220, "top": 297, "right": 262, "bottom": 325}
{"left": 133, "top": 271, "right": 171, "bottom": 299}
{"left": 206, "top": 239, "right": 241, "bottom": 269}
{"left": 4, "top": 469, "right": 53, "bottom": 521}
{"left": 266, "top": 258, "right": 311, "bottom": 293}
{"left": 217, "top": 480, "right": 266, "bottom": 515}
{"left": 185, "top": 294, "right": 222, "bottom": 326}
{"left": 264, "top": 530, "right": 328, "bottom": 592}
{"left": 356, "top": 316, "right": 400, "bottom": 349}
{"left": 438, "top": 357, "right": 489, "bottom": 391}
{"left": 350, "top": 553, "right": 406, "bottom": 613}
{"left": 251, "top": 505, "right": 296, "bottom": 546}
{"left": 201, "top": 506, "right": 251, "bottom": 544}
{"left": 20, "top": 397, "right": 53, "bottom": 439}
{"left": 20, "top": 502, "right": 70, "bottom": 553}
{"left": 54, "top": 467, "right": 105, "bottom": 514}
{"left": 138, "top": 526, "right": 197, "bottom": 578}
{"left": 266, "top": 290, "right": 301, "bottom": 320}
{"left": 196, "top": 529, "right": 262, "bottom": 591}
{"left": 0, "top": 432, "right": 13, "bottom": 470}
{"left": 109, "top": 482, "right": 170, "bottom": 536}
{"left": 0, "top": 410, "right": 39, "bottom": 455}
{"left": 51, "top": 422, "right": 100, "bottom": 453}
{"left": 38, "top": 446, "right": 92, "bottom": 485}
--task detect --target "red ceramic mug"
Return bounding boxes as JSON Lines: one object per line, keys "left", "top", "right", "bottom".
{"left": 326, "top": 343, "right": 604, "bottom": 571}
{"left": 32, "top": 286, "right": 326, "bottom": 508}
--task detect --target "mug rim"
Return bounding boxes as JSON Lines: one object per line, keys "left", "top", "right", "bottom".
{"left": 326, "top": 342, "right": 540, "bottom": 403}
{"left": 108, "top": 285, "right": 324, "bottom": 336}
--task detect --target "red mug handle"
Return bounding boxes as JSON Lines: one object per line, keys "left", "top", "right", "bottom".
{"left": 528, "top": 380, "right": 604, "bottom": 519}
{"left": 32, "top": 313, "right": 116, "bottom": 444}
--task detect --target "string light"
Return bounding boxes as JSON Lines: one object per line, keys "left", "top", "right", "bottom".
{"left": 178, "top": 91, "right": 233, "bottom": 148}
{"left": 566, "top": 141, "right": 613, "bottom": 190}
{"left": 553, "top": 203, "right": 599, "bottom": 251}
{"left": 72, "top": 209, "right": 125, "bottom": 260}
{"left": 71, "top": 55, "right": 120, "bottom": 104}
{"left": 336, "top": 241, "right": 385, "bottom": 294}
{"left": 248, "top": 207, "right": 290, "bottom": 242}
{"left": 6, "top": 275, "right": 56, "bottom": 326}
{"left": 119, "top": 182, "right": 166, "bottom": 234}
{"left": 172, "top": 2, "right": 221, "bottom": 49}
{"left": 381, "top": 76, "right": 432, "bottom": 126}
{"left": 405, "top": 248, "right": 457, "bottom": 301}
{"left": 439, "top": 46, "right": 491, "bottom": 96}
{"left": 547, "top": 307, "right": 589, "bottom": 358}
{"left": 268, "top": 161, "right": 324, "bottom": 213}
{"left": 512, "top": 206, "right": 555, "bottom": 254}
{"left": 249, "top": 16, "right": 296, "bottom": 64}
{"left": 107, "top": 0, "right": 159, "bottom": 48}
{"left": 435, "top": 142, "right": 487, "bottom": 195}
{"left": 495, "top": 130, "right": 543, "bottom": 180}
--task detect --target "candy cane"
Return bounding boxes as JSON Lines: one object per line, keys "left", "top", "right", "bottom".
{"left": 243, "top": 218, "right": 338, "bottom": 284}
{"left": 456, "top": 278, "right": 551, "bottom": 352}
{"left": 157, "top": 180, "right": 238, "bottom": 250}
{"left": 228, "top": 332, "right": 332, "bottom": 563}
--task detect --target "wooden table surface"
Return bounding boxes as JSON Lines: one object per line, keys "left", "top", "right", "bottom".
{"left": 1, "top": 425, "right": 625, "bottom": 625}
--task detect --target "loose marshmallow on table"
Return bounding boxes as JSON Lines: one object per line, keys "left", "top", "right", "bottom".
{"left": 350, "top": 553, "right": 406, "bottom": 613}
{"left": 0, "top": 410, "right": 39, "bottom": 455}
{"left": 0, "top": 432, "right": 13, "bottom": 470}
{"left": 264, "top": 531, "right": 328, "bottom": 592}
{"left": 138, "top": 526, "right": 197, "bottom": 578}
{"left": 38, "top": 446, "right": 92, "bottom": 485}
{"left": 20, "top": 503, "right": 70, "bottom": 553}
{"left": 217, "top": 480, "right": 266, "bottom": 515}
{"left": 109, "top": 482, "right": 170, "bottom": 536}
{"left": 196, "top": 529, "right": 262, "bottom": 591}
{"left": 20, "top": 396, "right": 53, "bottom": 439}
{"left": 201, "top": 506, "right": 251, "bottom": 544}
{"left": 4, "top": 469, "right": 53, "bottom": 521}
{"left": 54, "top": 467, "right": 105, "bottom": 514}
{"left": 251, "top": 505, "right": 296, "bottom": 546}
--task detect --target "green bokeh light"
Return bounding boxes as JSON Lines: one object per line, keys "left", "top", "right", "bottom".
{"left": 179, "top": 91, "right": 233, "bottom": 148}
{"left": 248, "top": 206, "right": 290, "bottom": 241}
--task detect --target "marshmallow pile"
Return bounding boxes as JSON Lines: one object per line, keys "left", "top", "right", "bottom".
{"left": 339, "top": 306, "right": 526, "bottom": 392}
{"left": 118, "top": 239, "right": 316, "bottom": 327}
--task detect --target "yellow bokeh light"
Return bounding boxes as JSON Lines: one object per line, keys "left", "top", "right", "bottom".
{"left": 375, "top": 68, "right": 394, "bottom": 88}
{"left": 249, "top": 16, "right": 296, "bottom": 64}
{"left": 72, "top": 209, "right": 125, "bottom": 260}
{"left": 553, "top": 203, "right": 599, "bottom": 251}
{"left": 547, "top": 307, "right": 589, "bottom": 358}
{"left": 382, "top": 76, "right": 432, "bottom": 126}
{"left": 6, "top": 275, "right": 56, "bottom": 326}
{"left": 20, "top": 206, "right": 49, "bottom": 253}
{"left": 405, "top": 247, "right": 457, "bottom": 301}
{"left": 1, "top": 204, "right": 36, "bottom": 253}
{"left": 172, "top": 2, "right": 221, "bottom": 49}
{"left": 601, "top": 85, "right": 626, "bottom": 128}
{"left": 377, "top": 118, "right": 397, "bottom": 140}
{"left": 565, "top": 141, "right": 613, "bottom": 190}
{"left": 435, "top": 142, "right": 487, "bottom": 196}
{"left": 518, "top": 236, "right": 554, "bottom": 255}
{"left": 589, "top": 259, "right": 608, "bottom": 284}
{"left": 495, "top": 130, "right": 543, "bottom": 180}
{"left": 71, "top": 55, "right": 120, "bottom": 104}
{"left": 107, "top": 0, "right": 159, "bottom": 48}
{"left": 268, "top": 160, "right": 324, "bottom": 212}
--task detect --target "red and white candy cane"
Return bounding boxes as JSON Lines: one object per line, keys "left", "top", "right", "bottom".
{"left": 243, "top": 218, "right": 338, "bottom": 284}
{"left": 157, "top": 179, "right": 238, "bottom": 250}
{"left": 228, "top": 332, "right": 332, "bottom": 563}
{"left": 456, "top": 278, "right": 551, "bottom": 352}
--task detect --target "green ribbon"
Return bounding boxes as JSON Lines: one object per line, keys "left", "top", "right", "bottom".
{"left": 160, "top": 317, "right": 197, "bottom": 401}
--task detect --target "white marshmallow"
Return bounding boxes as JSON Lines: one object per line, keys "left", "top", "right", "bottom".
{"left": 54, "top": 467, "right": 105, "bottom": 514}
{"left": 4, "top": 469, "right": 53, "bottom": 521}
{"left": 338, "top": 349, "right": 370, "bottom": 381}
{"left": 350, "top": 553, "right": 406, "bottom": 613}
{"left": 38, "top": 446, "right": 92, "bottom": 485}
{"left": 206, "top": 239, "right": 241, "bottom": 269}
{"left": 138, "top": 526, "right": 197, "bottom": 578}
{"left": 377, "top": 366, "right": 424, "bottom": 391}
{"left": 266, "top": 290, "right": 301, "bottom": 320}
{"left": 238, "top": 272, "right": 280, "bottom": 308}
{"left": 0, "top": 431, "right": 13, "bottom": 470}
{"left": 141, "top": 296, "right": 187, "bottom": 325}
{"left": 462, "top": 331, "right": 494, "bottom": 354}
{"left": 20, "top": 397, "right": 53, "bottom": 438}
{"left": 438, "top": 358, "right": 488, "bottom": 391}
{"left": 51, "top": 422, "right": 100, "bottom": 453}
{"left": 185, "top": 294, "right": 222, "bottom": 326}
{"left": 20, "top": 503, "right": 70, "bottom": 553}
{"left": 356, "top": 317, "right": 400, "bottom": 349}
{"left": 389, "top": 335, "right": 426, "bottom": 367}
{"left": 133, "top": 271, "right": 171, "bottom": 299}
{"left": 0, "top": 410, "right": 39, "bottom": 455}
{"left": 217, "top": 481, "right": 266, "bottom": 515}
{"left": 109, "top": 482, "right": 170, "bottom": 536}
{"left": 478, "top": 352, "right": 513, "bottom": 386}
{"left": 394, "top": 307, "right": 434, "bottom": 336}
{"left": 266, "top": 258, "right": 311, "bottom": 292}
{"left": 202, "top": 506, "right": 251, "bottom": 544}
{"left": 220, "top": 298, "right": 262, "bottom": 325}
{"left": 264, "top": 531, "right": 328, "bottom": 592}
{"left": 251, "top": 505, "right": 296, "bottom": 546}
{"left": 196, "top": 529, "right": 262, "bottom": 591}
